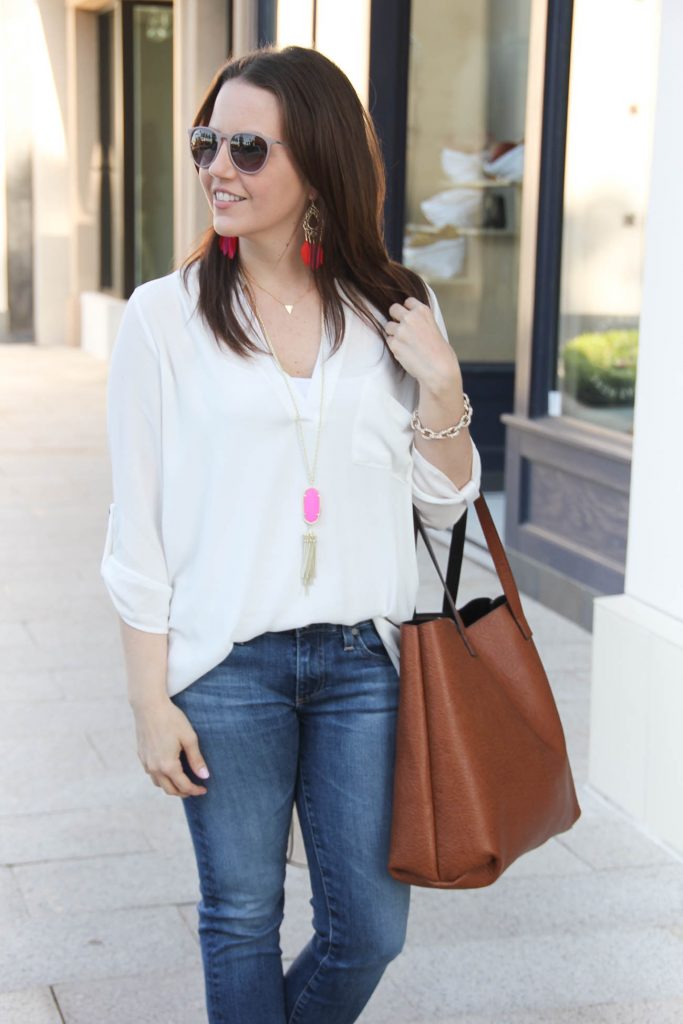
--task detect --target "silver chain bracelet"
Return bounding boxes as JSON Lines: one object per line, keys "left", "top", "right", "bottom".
{"left": 410, "top": 392, "right": 473, "bottom": 439}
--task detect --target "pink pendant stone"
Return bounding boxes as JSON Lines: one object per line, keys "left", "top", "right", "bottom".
{"left": 303, "top": 487, "right": 321, "bottom": 524}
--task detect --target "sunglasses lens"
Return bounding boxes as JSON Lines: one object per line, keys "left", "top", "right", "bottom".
{"left": 230, "top": 133, "right": 269, "bottom": 173}
{"left": 189, "top": 127, "right": 218, "bottom": 168}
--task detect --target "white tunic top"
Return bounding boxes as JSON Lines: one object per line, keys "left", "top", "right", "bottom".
{"left": 100, "top": 264, "right": 482, "bottom": 698}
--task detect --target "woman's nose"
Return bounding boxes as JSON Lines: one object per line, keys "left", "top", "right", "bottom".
{"left": 209, "top": 137, "right": 235, "bottom": 176}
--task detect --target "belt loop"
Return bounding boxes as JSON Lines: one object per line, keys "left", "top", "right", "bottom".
{"left": 341, "top": 624, "right": 356, "bottom": 651}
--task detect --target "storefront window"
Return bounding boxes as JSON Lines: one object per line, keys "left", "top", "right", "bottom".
{"left": 556, "top": 0, "right": 659, "bottom": 435}
{"left": 98, "top": 11, "right": 115, "bottom": 291}
{"left": 403, "top": 0, "right": 531, "bottom": 366}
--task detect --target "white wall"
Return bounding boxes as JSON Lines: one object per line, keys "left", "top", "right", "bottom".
{"left": 34, "top": 0, "right": 71, "bottom": 345}
{"left": 589, "top": 0, "right": 683, "bottom": 854}
{"left": 315, "top": 0, "right": 371, "bottom": 109}
{"left": 623, "top": 0, "right": 682, "bottom": 622}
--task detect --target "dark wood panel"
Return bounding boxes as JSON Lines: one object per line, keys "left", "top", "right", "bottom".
{"left": 526, "top": 458, "right": 629, "bottom": 566}
{"left": 503, "top": 413, "right": 630, "bottom": 604}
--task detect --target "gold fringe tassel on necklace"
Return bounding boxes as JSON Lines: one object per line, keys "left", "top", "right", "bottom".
{"left": 302, "top": 529, "right": 317, "bottom": 588}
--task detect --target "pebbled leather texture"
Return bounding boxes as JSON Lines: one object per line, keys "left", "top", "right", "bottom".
{"left": 388, "top": 493, "right": 582, "bottom": 889}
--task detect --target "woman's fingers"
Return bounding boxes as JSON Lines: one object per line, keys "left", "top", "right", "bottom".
{"left": 151, "top": 761, "right": 208, "bottom": 798}
{"left": 134, "top": 701, "right": 210, "bottom": 798}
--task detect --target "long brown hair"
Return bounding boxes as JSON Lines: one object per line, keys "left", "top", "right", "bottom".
{"left": 180, "top": 44, "right": 430, "bottom": 371}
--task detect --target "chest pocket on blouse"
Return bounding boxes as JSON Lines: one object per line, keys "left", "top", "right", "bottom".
{"left": 351, "top": 378, "right": 414, "bottom": 482}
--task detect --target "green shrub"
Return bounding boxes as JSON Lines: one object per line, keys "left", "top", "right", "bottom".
{"left": 562, "top": 329, "right": 638, "bottom": 406}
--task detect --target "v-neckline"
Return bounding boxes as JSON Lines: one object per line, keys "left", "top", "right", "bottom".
{"left": 236, "top": 282, "right": 347, "bottom": 422}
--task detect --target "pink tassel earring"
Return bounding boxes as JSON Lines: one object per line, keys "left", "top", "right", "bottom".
{"left": 300, "top": 200, "right": 324, "bottom": 269}
{"left": 218, "top": 234, "right": 238, "bottom": 259}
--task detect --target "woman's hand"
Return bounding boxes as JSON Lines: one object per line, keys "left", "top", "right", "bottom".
{"left": 131, "top": 698, "right": 210, "bottom": 798}
{"left": 384, "top": 296, "right": 461, "bottom": 393}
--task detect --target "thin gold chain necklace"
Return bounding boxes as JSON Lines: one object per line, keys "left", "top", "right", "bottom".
{"left": 242, "top": 266, "right": 314, "bottom": 315}
{"left": 242, "top": 276, "right": 326, "bottom": 591}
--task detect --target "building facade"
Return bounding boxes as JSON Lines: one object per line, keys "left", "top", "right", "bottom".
{"left": 1, "top": 0, "right": 680, "bottom": 854}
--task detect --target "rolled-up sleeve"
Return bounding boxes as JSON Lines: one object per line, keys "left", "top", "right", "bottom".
{"left": 409, "top": 280, "right": 482, "bottom": 530}
{"left": 100, "top": 291, "right": 172, "bottom": 633}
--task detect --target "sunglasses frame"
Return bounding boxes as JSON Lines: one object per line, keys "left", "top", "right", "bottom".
{"left": 187, "top": 126, "right": 289, "bottom": 174}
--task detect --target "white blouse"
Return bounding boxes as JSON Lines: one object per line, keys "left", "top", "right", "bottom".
{"left": 100, "top": 264, "right": 482, "bottom": 698}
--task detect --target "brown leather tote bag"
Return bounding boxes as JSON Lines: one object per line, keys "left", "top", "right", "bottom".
{"left": 388, "top": 495, "right": 582, "bottom": 889}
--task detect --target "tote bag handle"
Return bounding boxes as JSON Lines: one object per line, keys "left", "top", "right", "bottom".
{"left": 412, "top": 494, "right": 532, "bottom": 643}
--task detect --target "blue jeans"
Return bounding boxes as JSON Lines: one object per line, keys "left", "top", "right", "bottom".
{"left": 170, "top": 619, "right": 411, "bottom": 1024}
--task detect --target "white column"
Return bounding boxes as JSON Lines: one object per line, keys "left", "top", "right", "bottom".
{"left": 589, "top": 0, "right": 683, "bottom": 853}
{"left": 314, "top": 0, "right": 371, "bottom": 108}
{"left": 277, "top": 0, "right": 314, "bottom": 48}
{"left": 32, "top": 0, "right": 70, "bottom": 346}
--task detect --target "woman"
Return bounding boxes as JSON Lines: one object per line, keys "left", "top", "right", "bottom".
{"left": 101, "top": 44, "right": 481, "bottom": 1024}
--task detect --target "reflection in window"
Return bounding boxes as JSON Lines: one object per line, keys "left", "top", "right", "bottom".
{"left": 132, "top": 5, "right": 174, "bottom": 287}
{"left": 403, "top": 0, "right": 531, "bottom": 364}
{"left": 557, "top": 0, "right": 659, "bottom": 435}
{"left": 98, "top": 11, "right": 115, "bottom": 291}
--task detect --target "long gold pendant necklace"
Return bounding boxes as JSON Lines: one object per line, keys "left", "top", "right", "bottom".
{"left": 242, "top": 276, "right": 325, "bottom": 591}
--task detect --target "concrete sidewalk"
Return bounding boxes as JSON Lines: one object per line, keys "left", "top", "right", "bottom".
{"left": 0, "top": 341, "right": 681, "bottom": 1024}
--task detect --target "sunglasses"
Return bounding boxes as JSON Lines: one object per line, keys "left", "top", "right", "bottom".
{"left": 187, "top": 126, "right": 289, "bottom": 173}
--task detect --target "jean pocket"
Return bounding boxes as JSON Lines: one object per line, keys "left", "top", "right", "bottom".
{"left": 355, "top": 621, "right": 392, "bottom": 660}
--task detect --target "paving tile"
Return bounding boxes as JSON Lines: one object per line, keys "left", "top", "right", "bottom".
{"left": 0, "top": 637, "right": 121, "bottom": 673}
{"left": 0, "top": 733, "right": 152, "bottom": 815}
{"left": 556, "top": 810, "right": 681, "bottom": 871}
{"left": 495, "top": 835, "right": 591, "bottom": 878}
{"left": 50, "top": 663, "right": 128, "bottom": 700}
{"left": 532, "top": 639, "right": 594, "bottom": 675}
{"left": 544, "top": 667, "right": 591, "bottom": 702}
{"left": 53, "top": 965, "right": 206, "bottom": 1024}
{"left": 0, "top": 865, "right": 30, "bottom": 924}
{"left": 0, "top": 988, "right": 63, "bottom": 1024}
{"left": 21, "top": 614, "right": 118, "bottom": 649}
{"left": 391, "top": 999, "right": 683, "bottom": 1023}
{"left": 403, "top": 863, "right": 683, "bottom": 944}
{"left": 0, "top": 669, "right": 65, "bottom": 701}
{"left": 86, "top": 723, "right": 144, "bottom": 769}
{"left": 0, "top": 806, "right": 152, "bottom": 865}
{"left": 390, "top": 928, "right": 683, "bottom": 1018}
{"left": 0, "top": 697, "right": 132, "bottom": 740}
{"left": 0, "top": 621, "right": 33, "bottom": 646}
{"left": 0, "top": 905, "right": 199, "bottom": 990}
{"left": 13, "top": 848, "right": 201, "bottom": 915}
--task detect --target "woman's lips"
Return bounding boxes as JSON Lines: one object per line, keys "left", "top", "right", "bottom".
{"left": 213, "top": 195, "right": 246, "bottom": 209}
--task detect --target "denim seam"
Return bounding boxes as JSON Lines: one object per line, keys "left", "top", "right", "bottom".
{"left": 287, "top": 763, "right": 336, "bottom": 1024}
{"left": 191, "top": 801, "right": 225, "bottom": 1023}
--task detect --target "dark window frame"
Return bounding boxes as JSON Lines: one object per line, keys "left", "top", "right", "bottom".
{"left": 528, "top": 0, "right": 575, "bottom": 419}
{"left": 368, "top": 0, "right": 412, "bottom": 261}
{"left": 257, "top": 0, "right": 277, "bottom": 46}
